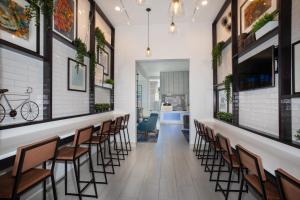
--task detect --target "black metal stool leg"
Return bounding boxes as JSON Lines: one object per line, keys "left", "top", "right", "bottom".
{"left": 51, "top": 174, "right": 58, "bottom": 200}
{"left": 72, "top": 160, "right": 82, "bottom": 200}
{"left": 126, "top": 127, "right": 132, "bottom": 151}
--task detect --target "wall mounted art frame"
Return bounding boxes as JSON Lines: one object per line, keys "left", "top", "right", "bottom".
{"left": 292, "top": 41, "right": 300, "bottom": 95}
{"left": 95, "top": 63, "right": 104, "bottom": 86}
{"left": 240, "top": 0, "right": 277, "bottom": 34}
{"left": 53, "top": 0, "right": 76, "bottom": 42}
{"left": 68, "top": 58, "right": 87, "bottom": 92}
{"left": 97, "top": 47, "right": 110, "bottom": 76}
{"left": 217, "top": 89, "right": 228, "bottom": 113}
{"left": 0, "top": 0, "right": 40, "bottom": 54}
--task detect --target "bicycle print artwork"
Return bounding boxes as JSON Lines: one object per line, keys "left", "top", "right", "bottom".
{"left": 0, "top": 87, "right": 39, "bottom": 123}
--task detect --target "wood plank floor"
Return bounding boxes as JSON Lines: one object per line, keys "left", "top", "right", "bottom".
{"left": 31, "top": 124, "right": 257, "bottom": 200}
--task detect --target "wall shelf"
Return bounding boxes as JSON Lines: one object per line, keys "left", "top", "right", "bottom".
{"left": 237, "top": 28, "right": 278, "bottom": 58}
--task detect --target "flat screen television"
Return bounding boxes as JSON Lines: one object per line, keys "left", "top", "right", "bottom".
{"left": 238, "top": 46, "right": 275, "bottom": 91}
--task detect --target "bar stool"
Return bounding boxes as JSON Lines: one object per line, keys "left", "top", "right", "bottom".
{"left": 202, "top": 126, "right": 219, "bottom": 170}
{"left": 56, "top": 126, "right": 98, "bottom": 199}
{"left": 122, "top": 114, "right": 132, "bottom": 152}
{"left": 195, "top": 122, "right": 207, "bottom": 158}
{"left": 193, "top": 119, "right": 200, "bottom": 152}
{"left": 198, "top": 126, "right": 216, "bottom": 165}
{"left": 236, "top": 145, "right": 280, "bottom": 200}
{"left": 87, "top": 120, "right": 115, "bottom": 184}
{"left": 214, "top": 134, "right": 247, "bottom": 199}
{"left": 0, "top": 136, "right": 59, "bottom": 200}
{"left": 119, "top": 114, "right": 130, "bottom": 156}
{"left": 109, "top": 116, "right": 125, "bottom": 166}
{"left": 275, "top": 168, "right": 300, "bottom": 200}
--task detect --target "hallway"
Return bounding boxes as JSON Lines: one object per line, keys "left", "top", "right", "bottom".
{"left": 95, "top": 124, "right": 224, "bottom": 200}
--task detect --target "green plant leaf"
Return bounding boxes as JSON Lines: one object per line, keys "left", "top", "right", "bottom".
{"left": 74, "top": 38, "right": 88, "bottom": 64}
{"left": 251, "top": 12, "right": 276, "bottom": 33}
{"left": 217, "top": 112, "right": 233, "bottom": 123}
{"left": 95, "top": 27, "right": 106, "bottom": 52}
{"left": 224, "top": 74, "right": 233, "bottom": 103}
{"left": 212, "top": 41, "right": 225, "bottom": 67}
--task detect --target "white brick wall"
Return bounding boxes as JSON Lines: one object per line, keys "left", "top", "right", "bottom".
{"left": 0, "top": 48, "right": 43, "bottom": 125}
{"left": 239, "top": 75, "right": 279, "bottom": 136}
{"left": 52, "top": 39, "right": 90, "bottom": 118}
{"left": 292, "top": 99, "right": 300, "bottom": 141}
{"left": 95, "top": 87, "right": 110, "bottom": 104}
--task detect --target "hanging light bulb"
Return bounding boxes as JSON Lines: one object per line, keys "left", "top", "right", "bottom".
{"left": 145, "top": 8, "right": 151, "bottom": 57}
{"left": 146, "top": 47, "right": 151, "bottom": 57}
{"left": 170, "top": 0, "right": 183, "bottom": 16}
{"left": 136, "top": 0, "right": 145, "bottom": 5}
{"left": 170, "top": 16, "right": 176, "bottom": 33}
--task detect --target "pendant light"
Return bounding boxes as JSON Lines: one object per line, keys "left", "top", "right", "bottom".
{"left": 170, "top": 0, "right": 183, "bottom": 16}
{"left": 146, "top": 8, "right": 151, "bottom": 57}
{"left": 169, "top": 16, "right": 176, "bottom": 33}
{"left": 136, "top": 0, "right": 145, "bottom": 5}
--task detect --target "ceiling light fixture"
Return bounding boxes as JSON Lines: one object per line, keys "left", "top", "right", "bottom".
{"left": 170, "top": 0, "right": 184, "bottom": 16}
{"left": 118, "top": 0, "right": 131, "bottom": 25}
{"left": 136, "top": 0, "right": 145, "bottom": 5}
{"left": 201, "top": 0, "right": 208, "bottom": 6}
{"left": 169, "top": 16, "right": 176, "bottom": 33}
{"left": 115, "top": 6, "right": 121, "bottom": 11}
{"left": 146, "top": 8, "right": 151, "bottom": 57}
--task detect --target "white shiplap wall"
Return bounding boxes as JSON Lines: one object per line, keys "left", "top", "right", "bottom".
{"left": 52, "top": 39, "right": 90, "bottom": 118}
{"left": 0, "top": 48, "right": 43, "bottom": 125}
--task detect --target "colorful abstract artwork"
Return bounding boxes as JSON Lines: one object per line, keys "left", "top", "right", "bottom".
{"left": 53, "top": 0, "right": 75, "bottom": 41}
{"left": 0, "top": 0, "right": 30, "bottom": 40}
{"left": 241, "top": 0, "right": 276, "bottom": 33}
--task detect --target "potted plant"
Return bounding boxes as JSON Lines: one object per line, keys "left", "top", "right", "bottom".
{"left": 295, "top": 129, "right": 300, "bottom": 141}
{"left": 103, "top": 79, "right": 114, "bottom": 89}
{"left": 251, "top": 12, "right": 278, "bottom": 40}
{"left": 216, "top": 112, "right": 233, "bottom": 123}
{"left": 212, "top": 41, "right": 225, "bottom": 67}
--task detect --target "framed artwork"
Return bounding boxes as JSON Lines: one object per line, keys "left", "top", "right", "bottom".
{"left": 217, "top": 89, "right": 228, "bottom": 113}
{"left": 68, "top": 58, "right": 87, "bottom": 92}
{"left": 293, "top": 41, "right": 300, "bottom": 94}
{"left": 53, "top": 0, "right": 76, "bottom": 42}
{"left": 0, "top": 0, "right": 39, "bottom": 53}
{"left": 240, "top": 0, "right": 277, "bottom": 34}
{"left": 95, "top": 63, "right": 104, "bottom": 87}
{"left": 98, "top": 48, "right": 110, "bottom": 76}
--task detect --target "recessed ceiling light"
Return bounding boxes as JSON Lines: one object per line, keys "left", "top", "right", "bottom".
{"left": 201, "top": 0, "right": 208, "bottom": 6}
{"left": 115, "top": 6, "right": 121, "bottom": 11}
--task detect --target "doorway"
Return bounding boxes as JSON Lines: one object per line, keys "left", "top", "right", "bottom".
{"left": 136, "top": 59, "right": 190, "bottom": 143}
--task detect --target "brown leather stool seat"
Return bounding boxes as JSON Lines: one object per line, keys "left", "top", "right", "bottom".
{"left": 0, "top": 169, "right": 51, "bottom": 199}
{"left": 56, "top": 147, "right": 89, "bottom": 161}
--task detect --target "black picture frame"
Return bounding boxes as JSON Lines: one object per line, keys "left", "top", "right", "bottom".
{"left": 0, "top": 0, "right": 40, "bottom": 54}
{"left": 292, "top": 41, "right": 300, "bottom": 96}
{"left": 94, "top": 63, "right": 104, "bottom": 87}
{"left": 239, "top": 0, "right": 278, "bottom": 35}
{"left": 97, "top": 48, "right": 110, "bottom": 76}
{"left": 67, "top": 58, "right": 87, "bottom": 92}
{"left": 53, "top": 0, "right": 76, "bottom": 42}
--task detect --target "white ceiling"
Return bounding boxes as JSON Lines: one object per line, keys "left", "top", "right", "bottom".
{"left": 95, "top": 0, "right": 225, "bottom": 26}
{"left": 137, "top": 59, "right": 189, "bottom": 77}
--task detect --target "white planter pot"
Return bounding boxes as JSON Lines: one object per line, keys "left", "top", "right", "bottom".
{"left": 103, "top": 83, "right": 113, "bottom": 89}
{"left": 255, "top": 21, "right": 278, "bottom": 40}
